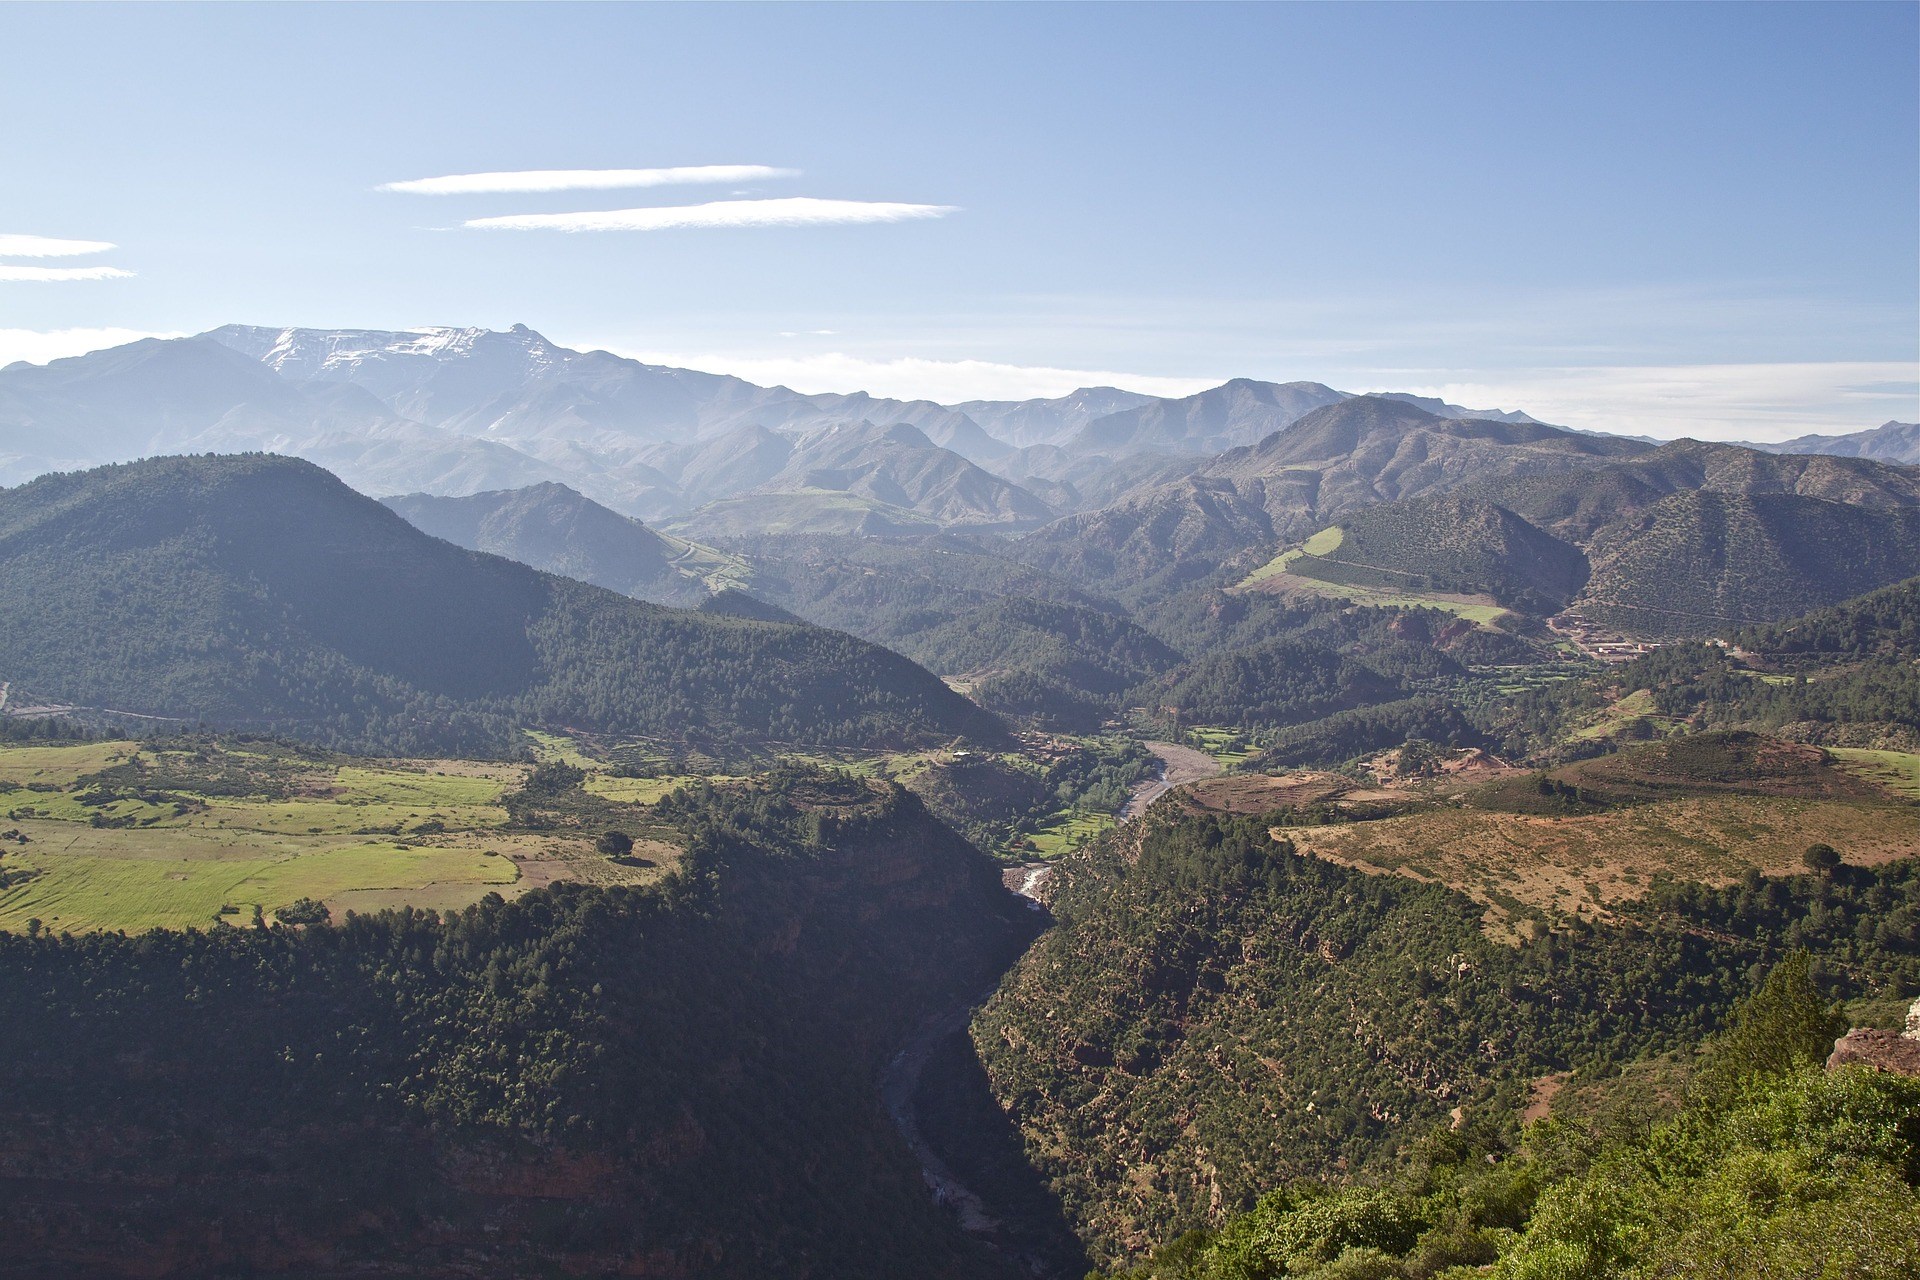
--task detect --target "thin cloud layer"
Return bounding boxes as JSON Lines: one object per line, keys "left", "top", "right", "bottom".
{"left": 465, "top": 197, "right": 956, "bottom": 233}
{"left": 0, "top": 234, "right": 116, "bottom": 258}
{"left": 0, "top": 265, "right": 134, "bottom": 283}
{"left": 380, "top": 165, "right": 797, "bottom": 196}
{"left": 1369, "top": 360, "right": 1919, "bottom": 441}
{"left": 597, "top": 346, "right": 1216, "bottom": 402}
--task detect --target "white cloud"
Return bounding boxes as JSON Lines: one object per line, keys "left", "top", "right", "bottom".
{"left": 379, "top": 165, "right": 797, "bottom": 196}
{"left": 465, "top": 197, "right": 956, "bottom": 233}
{"left": 0, "top": 264, "right": 134, "bottom": 283}
{"left": 595, "top": 346, "right": 1217, "bottom": 402}
{"left": 0, "top": 234, "right": 116, "bottom": 258}
{"left": 1357, "top": 361, "right": 1919, "bottom": 441}
{"left": 0, "top": 328, "right": 178, "bottom": 366}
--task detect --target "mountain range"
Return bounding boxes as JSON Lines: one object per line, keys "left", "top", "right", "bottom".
{"left": 7, "top": 324, "right": 1904, "bottom": 532}
{"left": 4, "top": 323, "right": 1914, "bottom": 642}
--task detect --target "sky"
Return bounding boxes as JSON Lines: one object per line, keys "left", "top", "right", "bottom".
{"left": 2, "top": 1, "right": 1915, "bottom": 441}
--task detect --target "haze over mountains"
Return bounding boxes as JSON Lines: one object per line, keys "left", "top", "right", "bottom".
{"left": 4, "top": 322, "right": 1916, "bottom": 649}
{"left": 6, "top": 324, "right": 1909, "bottom": 529}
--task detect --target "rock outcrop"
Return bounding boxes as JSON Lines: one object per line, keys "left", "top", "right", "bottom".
{"left": 1826, "top": 997, "right": 1920, "bottom": 1076}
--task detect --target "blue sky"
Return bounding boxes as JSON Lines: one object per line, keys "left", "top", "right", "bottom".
{"left": 2, "top": 1, "right": 1915, "bottom": 438}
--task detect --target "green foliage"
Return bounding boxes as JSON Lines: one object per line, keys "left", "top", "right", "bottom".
{"left": 1108, "top": 1063, "right": 1920, "bottom": 1280}
{"left": 1690, "top": 951, "right": 1848, "bottom": 1105}
{"left": 274, "top": 895, "right": 329, "bottom": 925}
{"left": 1151, "top": 638, "right": 1403, "bottom": 730}
{"left": 1803, "top": 842, "right": 1842, "bottom": 876}
{"left": 979, "top": 814, "right": 1920, "bottom": 1265}
{"left": 0, "top": 455, "right": 1003, "bottom": 755}
{"left": 1250, "top": 698, "right": 1485, "bottom": 770}
{"left": 0, "top": 770, "right": 1032, "bottom": 1277}
{"left": 1736, "top": 575, "right": 1920, "bottom": 665}
{"left": 1617, "top": 642, "right": 1920, "bottom": 735}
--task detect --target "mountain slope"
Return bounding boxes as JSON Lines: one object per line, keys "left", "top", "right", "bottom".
{"left": 1575, "top": 490, "right": 1920, "bottom": 636}
{"left": 668, "top": 421, "right": 1055, "bottom": 537}
{"left": 1750, "top": 420, "right": 1920, "bottom": 465}
{"left": 1480, "top": 438, "right": 1920, "bottom": 543}
{"left": 382, "top": 482, "right": 734, "bottom": 606}
{"left": 956, "top": 387, "right": 1159, "bottom": 448}
{"left": 0, "top": 454, "right": 1003, "bottom": 752}
{"left": 1070, "top": 379, "right": 1349, "bottom": 457}
{"left": 1307, "top": 493, "right": 1590, "bottom": 608}
{"left": 1201, "top": 395, "right": 1644, "bottom": 515}
{"left": 1021, "top": 398, "right": 1646, "bottom": 599}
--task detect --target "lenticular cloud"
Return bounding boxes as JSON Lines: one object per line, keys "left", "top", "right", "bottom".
{"left": 0, "top": 234, "right": 117, "bottom": 258}
{"left": 464, "top": 197, "right": 957, "bottom": 233}
{"left": 380, "top": 165, "right": 797, "bottom": 196}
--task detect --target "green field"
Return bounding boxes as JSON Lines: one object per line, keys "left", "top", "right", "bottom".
{"left": 1185, "top": 726, "right": 1260, "bottom": 768}
{"left": 1242, "top": 524, "right": 1346, "bottom": 585}
{"left": 0, "top": 738, "right": 670, "bottom": 934}
{"left": 1830, "top": 747, "right": 1920, "bottom": 800}
{"left": 1026, "top": 809, "right": 1116, "bottom": 857}
{"left": 0, "top": 825, "right": 516, "bottom": 932}
{"left": 1237, "top": 524, "right": 1510, "bottom": 624}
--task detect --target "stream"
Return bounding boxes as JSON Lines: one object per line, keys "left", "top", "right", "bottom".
{"left": 878, "top": 739, "right": 1224, "bottom": 1274}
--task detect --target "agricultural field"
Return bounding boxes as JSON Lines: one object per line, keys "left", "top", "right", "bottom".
{"left": 1183, "top": 726, "right": 1260, "bottom": 769}
{"left": 1275, "top": 732, "right": 1920, "bottom": 936}
{"left": 0, "top": 736, "right": 678, "bottom": 934}
{"left": 1237, "top": 524, "right": 1511, "bottom": 624}
{"left": 1240, "top": 523, "right": 1346, "bottom": 585}
{"left": 1024, "top": 808, "right": 1116, "bottom": 857}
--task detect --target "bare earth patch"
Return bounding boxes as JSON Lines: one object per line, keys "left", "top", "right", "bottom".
{"left": 1285, "top": 795, "right": 1920, "bottom": 935}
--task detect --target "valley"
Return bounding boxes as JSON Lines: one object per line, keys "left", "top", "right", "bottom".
{"left": 1, "top": 328, "right": 1917, "bottom": 1280}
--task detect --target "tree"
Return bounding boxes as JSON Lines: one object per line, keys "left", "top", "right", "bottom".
{"left": 597, "top": 830, "right": 634, "bottom": 857}
{"left": 1695, "top": 951, "right": 1846, "bottom": 1103}
{"left": 1803, "top": 843, "right": 1842, "bottom": 877}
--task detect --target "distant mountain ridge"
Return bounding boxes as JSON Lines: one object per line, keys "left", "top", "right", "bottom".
{"left": 1744, "top": 420, "right": 1920, "bottom": 466}
{"left": 3, "top": 323, "right": 1905, "bottom": 544}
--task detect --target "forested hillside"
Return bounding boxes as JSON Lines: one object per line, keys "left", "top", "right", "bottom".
{"left": 1577, "top": 491, "right": 1920, "bottom": 636}
{"left": 382, "top": 481, "right": 734, "bottom": 605}
{"left": 1101, "top": 961, "right": 1920, "bottom": 1279}
{"left": 0, "top": 455, "right": 1002, "bottom": 754}
{"left": 0, "top": 771, "right": 1035, "bottom": 1279}
{"left": 975, "top": 811, "right": 1920, "bottom": 1265}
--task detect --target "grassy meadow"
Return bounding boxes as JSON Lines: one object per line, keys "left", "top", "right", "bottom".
{"left": 0, "top": 735, "right": 683, "bottom": 934}
{"left": 1237, "top": 524, "right": 1512, "bottom": 624}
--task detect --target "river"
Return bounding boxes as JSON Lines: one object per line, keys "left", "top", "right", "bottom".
{"left": 880, "top": 738, "right": 1224, "bottom": 1273}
